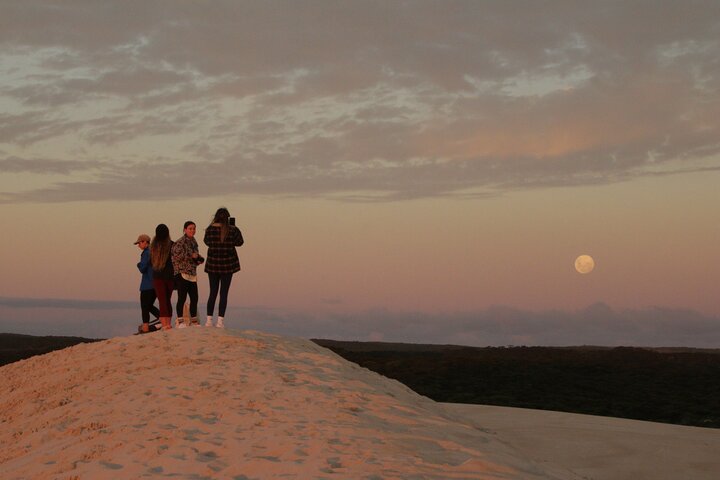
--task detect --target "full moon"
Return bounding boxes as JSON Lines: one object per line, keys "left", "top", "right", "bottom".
{"left": 574, "top": 255, "right": 595, "bottom": 274}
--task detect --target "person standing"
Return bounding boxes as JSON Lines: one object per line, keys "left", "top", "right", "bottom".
{"left": 172, "top": 221, "right": 203, "bottom": 328}
{"left": 150, "top": 223, "right": 175, "bottom": 330}
{"left": 135, "top": 233, "right": 160, "bottom": 333}
{"left": 204, "top": 207, "right": 244, "bottom": 328}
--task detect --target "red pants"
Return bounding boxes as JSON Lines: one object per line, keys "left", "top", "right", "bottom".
{"left": 153, "top": 278, "right": 174, "bottom": 318}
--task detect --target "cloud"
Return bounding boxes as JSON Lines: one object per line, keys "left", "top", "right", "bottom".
{"left": 0, "top": 112, "right": 87, "bottom": 146}
{"left": 254, "top": 303, "right": 720, "bottom": 348}
{"left": 0, "top": 296, "right": 135, "bottom": 310}
{"left": 0, "top": 156, "right": 96, "bottom": 174}
{"left": 1, "top": 1, "right": 720, "bottom": 202}
{"left": 2, "top": 297, "right": 718, "bottom": 348}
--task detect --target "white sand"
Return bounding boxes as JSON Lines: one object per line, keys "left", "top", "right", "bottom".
{"left": 442, "top": 403, "right": 720, "bottom": 480}
{"left": 2, "top": 329, "right": 716, "bottom": 479}
{"left": 1, "top": 329, "right": 564, "bottom": 479}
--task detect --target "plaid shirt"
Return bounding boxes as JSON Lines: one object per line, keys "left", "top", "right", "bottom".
{"left": 203, "top": 224, "right": 244, "bottom": 274}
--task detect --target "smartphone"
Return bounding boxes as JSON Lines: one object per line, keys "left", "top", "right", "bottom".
{"left": 229, "top": 217, "right": 235, "bottom": 226}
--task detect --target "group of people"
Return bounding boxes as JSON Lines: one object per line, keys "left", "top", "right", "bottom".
{"left": 134, "top": 207, "right": 244, "bottom": 333}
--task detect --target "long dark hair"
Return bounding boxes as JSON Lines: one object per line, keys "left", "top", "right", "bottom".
{"left": 150, "top": 224, "right": 172, "bottom": 270}
{"left": 209, "top": 207, "right": 230, "bottom": 242}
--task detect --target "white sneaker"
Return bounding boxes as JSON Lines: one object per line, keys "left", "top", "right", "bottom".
{"left": 216, "top": 317, "right": 224, "bottom": 329}
{"left": 177, "top": 321, "right": 187, "bottom": 329}
{"left": 204, "top": 316, "right": 213, "bottom": 327}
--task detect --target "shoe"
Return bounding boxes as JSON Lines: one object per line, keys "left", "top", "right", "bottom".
{"left": 189, "top": 317, "right": 199, "bottom": 327}
{"left": 177, "top": 321, "right": 187, "bottom": 329}
{"left": 204, "top": 316, "right": 213, "bottom": 327}
{"left": 216, "top": 317, "right": 224, "bottom": 329}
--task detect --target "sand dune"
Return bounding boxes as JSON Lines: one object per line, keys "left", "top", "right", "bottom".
{"left": 1, "top": 328, "right": 565, "bottom": 479}
{"left": 443, "top": 405, "right": 720, "bottom": 480}
{"left": 2, "top": 329, "right": 716, "bottom": 479}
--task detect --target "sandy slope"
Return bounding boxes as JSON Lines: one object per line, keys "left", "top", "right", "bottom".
{"left": 443, "top": 404, "right": 720, "bottom": 480}
{"left": 0, "top": 328, "right": 566, "bottom": 479}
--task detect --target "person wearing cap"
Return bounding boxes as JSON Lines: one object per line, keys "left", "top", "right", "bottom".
{"left": 150, "top": 224, "right": 176, "bottom": 330}
{"left": 135, "top": 234, "right": 160, "bottom": 333}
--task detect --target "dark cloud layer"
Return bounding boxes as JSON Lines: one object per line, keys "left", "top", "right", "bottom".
{"left": 252, "top": 303, "right": 720, "bottom": 348}
{"left": 0, "top": 156, "right": 94, "bottom": 174}
{"left": 0, "top": 296, "right": 135, "bottom": 310}
{"left": 1, "top": 297, "right": 719, "bottom": 348}
{"left": 1, "top": 1, "right": 719, "bottom": 202}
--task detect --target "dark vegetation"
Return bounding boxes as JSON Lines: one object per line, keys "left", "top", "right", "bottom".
{"left": 3, "top": 333, "right": 718, "bottom": 428}
{"left": 313, "top": 339, "right": 720, "bottom": 429}
{"left": 0, "top": 333, "right": 100, "bottom": 367}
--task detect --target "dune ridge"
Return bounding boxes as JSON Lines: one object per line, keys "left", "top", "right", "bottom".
{"left": 0, "top": 328, "right": 563, "bottom": 479}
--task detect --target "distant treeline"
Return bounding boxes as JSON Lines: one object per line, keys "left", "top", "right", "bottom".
{"left": 0, "top": 333, "right": 100, "bottom": 367}
{"left": 3, "top": 333, "right": 718, "bottom": 428}
{"left": 313, "top": 339, "right": 720, "bottom": 429}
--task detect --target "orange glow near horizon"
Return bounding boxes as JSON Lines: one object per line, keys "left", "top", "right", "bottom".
{"left": 1, "top": 167, "right": 719, "bottom": 318}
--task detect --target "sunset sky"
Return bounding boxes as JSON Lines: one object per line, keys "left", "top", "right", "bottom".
{"left": 1, "top": 1, "right": 720, "bottom": 346}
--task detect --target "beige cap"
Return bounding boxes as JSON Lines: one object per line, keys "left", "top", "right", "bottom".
{"left": 133, "top": 234, "right": 151, "bottom": 245}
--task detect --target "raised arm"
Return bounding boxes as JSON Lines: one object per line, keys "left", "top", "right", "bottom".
{"left": 203, "top": 227, "right": 212, "bottom": 247}
{"left": 233, "top": 227, "right": 244, "bottom": 247}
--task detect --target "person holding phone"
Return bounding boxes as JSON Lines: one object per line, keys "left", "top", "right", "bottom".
{"left": 203, "top": 207, "right": 244, "bottom": 328}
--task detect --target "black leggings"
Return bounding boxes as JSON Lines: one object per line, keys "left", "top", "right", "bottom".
{"left": 176, "top": 277, "right": 199, "bottom": 318}
{"left": 207, "top": 273, "right": 233, "bottom": 317}
{"left": 140, "top": 289, "right": 160, "bottom": 324}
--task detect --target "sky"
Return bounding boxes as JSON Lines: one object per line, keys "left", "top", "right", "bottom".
{"left": 1, "top": 0, "right": 720, "bottom": 346}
